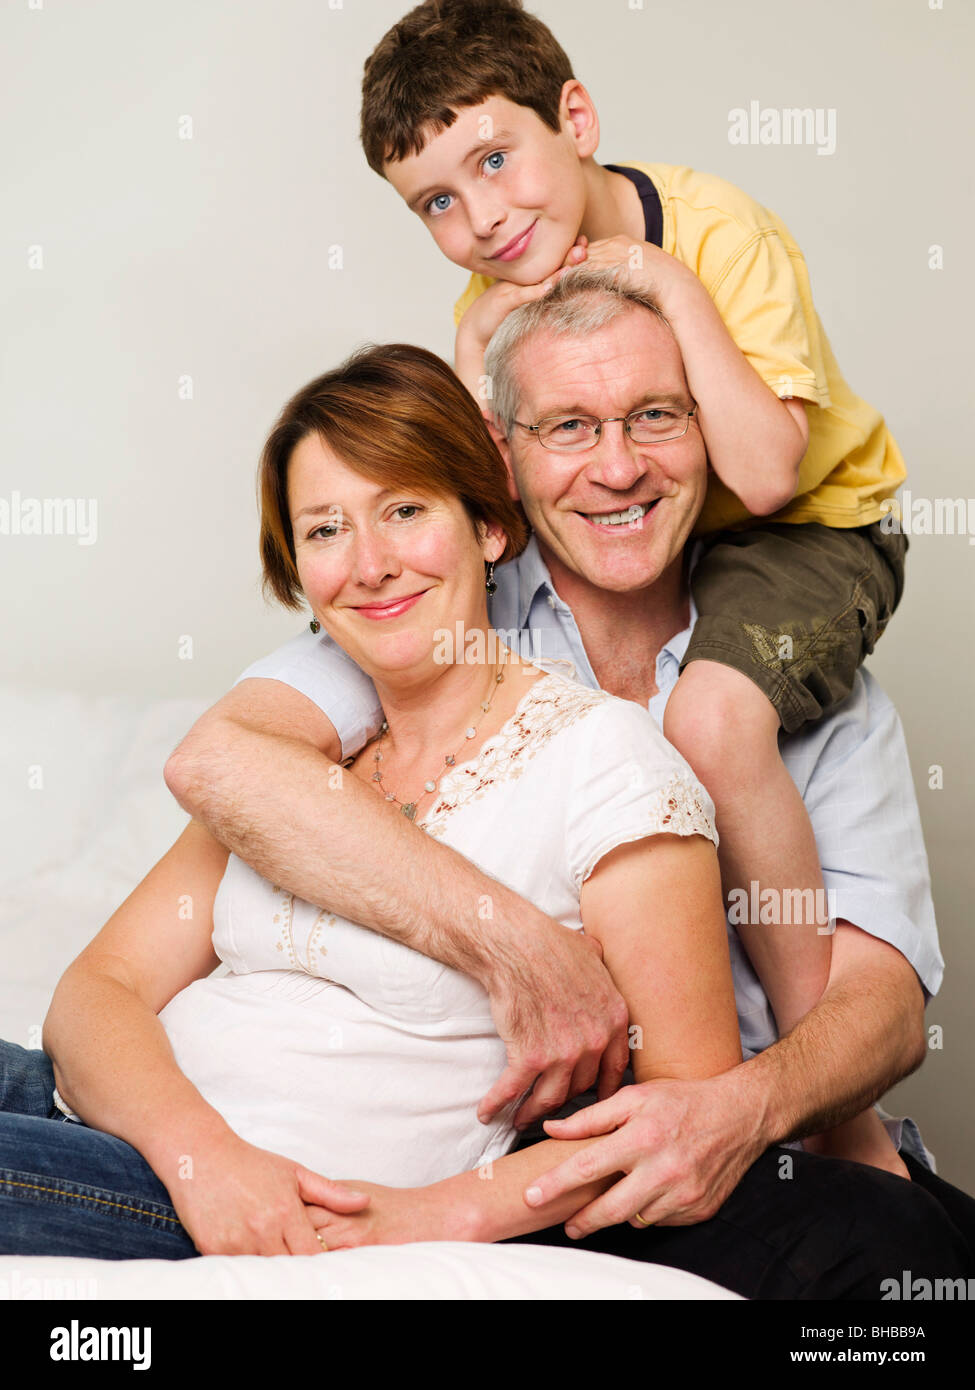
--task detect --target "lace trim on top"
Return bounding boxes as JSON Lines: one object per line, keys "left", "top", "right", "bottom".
{"left": 418, "top": 672, "right": 606, "bottom": 839}
{"left": 642, "top": 771, "right": 716, "bottom": 841}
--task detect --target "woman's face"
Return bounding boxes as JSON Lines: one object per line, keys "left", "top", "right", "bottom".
{"left": 288, "top": 432, "right": 504, "bottom": 683}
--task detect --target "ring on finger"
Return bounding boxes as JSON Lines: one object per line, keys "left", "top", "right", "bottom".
{"left": 316, "top": 1232, "right": 329, "bottom": 1252}
{"left": 632, "top": 1210, "right": 653, "bottom": 1229}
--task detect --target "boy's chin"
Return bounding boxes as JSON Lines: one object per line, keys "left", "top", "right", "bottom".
{"left": 488, "top": 246, "right": 573, "bottom": 287}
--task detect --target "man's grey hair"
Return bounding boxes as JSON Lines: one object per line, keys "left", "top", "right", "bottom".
{"left": 483, "top": 266, "right": 672, "bottom": 434}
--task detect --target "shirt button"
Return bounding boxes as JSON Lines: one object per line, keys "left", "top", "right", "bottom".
{"left": 547, "top": 594, "right": 557, "bottom": 609}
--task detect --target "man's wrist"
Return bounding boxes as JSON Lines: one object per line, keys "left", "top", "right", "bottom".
{"left": 714, "top": 1052, "right": 783, "bottom": 1156}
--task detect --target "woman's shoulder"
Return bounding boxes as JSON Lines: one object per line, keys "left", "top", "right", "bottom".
{"left": 525, "top": 666, "right": 672, "bottom": 749}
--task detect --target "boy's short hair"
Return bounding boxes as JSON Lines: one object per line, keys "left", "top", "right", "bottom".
{"left": 484, "top": 267, "right": 672, "bottom": 434}
{"left": 361, "top": 0, "right": 574, "bottom": 175}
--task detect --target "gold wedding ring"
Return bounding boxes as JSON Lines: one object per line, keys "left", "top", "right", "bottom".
{"left": 632, "top": 1211, "right": 653, "bottom": 1229}
{"left": 316, "top": 1232, "right": 329, "bottom": 1252}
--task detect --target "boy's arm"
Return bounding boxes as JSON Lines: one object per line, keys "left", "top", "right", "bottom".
{"left": 577, "top": 236, "right": 809, "bottom": 516}
{"left": 165, "top": 679, "right": 631, "bottom": 1127}
{"left": 454, "top": 240, "right": 589, "bottom": 403}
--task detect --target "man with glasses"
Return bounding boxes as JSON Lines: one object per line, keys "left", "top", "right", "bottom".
{"left": 164, "top": 270, "right": 974, "bottom": 1297}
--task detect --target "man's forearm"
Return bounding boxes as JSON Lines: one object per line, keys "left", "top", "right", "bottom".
{"left": 167, "top": 719, "right": 548, "bottom": 987}
{"left": 731, "top": 923, "right": 927, "bottom": 1148}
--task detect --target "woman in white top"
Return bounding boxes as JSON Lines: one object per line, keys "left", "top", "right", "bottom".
{"left": 8, "top": 344, "right": 740, "bottom": 1259}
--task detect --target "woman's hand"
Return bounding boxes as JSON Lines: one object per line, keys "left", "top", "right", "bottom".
{"left": 306, "top": 1181, "right": 467, "bottom": 1250}
{"left": 166, "top": 1131, "right": 370, "bottom": 1256}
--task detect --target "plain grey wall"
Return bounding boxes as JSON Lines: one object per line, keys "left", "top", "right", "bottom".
{"left": 2, "top": 0, "right": 972, "bottom": 1186}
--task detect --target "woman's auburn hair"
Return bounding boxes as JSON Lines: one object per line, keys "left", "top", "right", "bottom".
{"left": 360, "top": 0, "right": 574, "bottom": 174}
{"left": 258, "top": 342, "right": 530, "bottom": 611}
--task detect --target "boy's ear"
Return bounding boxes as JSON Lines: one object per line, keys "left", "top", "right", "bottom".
{"left": 559, "top": 80, "right": 600, "bottom": 161}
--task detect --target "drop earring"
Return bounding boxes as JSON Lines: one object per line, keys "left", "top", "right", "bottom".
{"left": 309, "top": 618, "right": 321, "bottom": 634}
{"left": 485, "top": 561, "right": 497, "bottom": 596}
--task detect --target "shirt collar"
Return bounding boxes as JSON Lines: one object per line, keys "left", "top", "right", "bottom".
{"left": 507, "top": 532, "right": 699, "bottom": 664}
{"left": 513, "top": 533, "right": 556, "bottom": 630}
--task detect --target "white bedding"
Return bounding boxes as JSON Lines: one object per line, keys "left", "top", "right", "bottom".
{"left": 0, "top": 684, "right": 739, "bottom": 1300}
{"left": 0, "top": 1246, "right": 739, "bottom": 1301}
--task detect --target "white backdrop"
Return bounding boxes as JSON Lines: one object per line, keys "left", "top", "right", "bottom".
{"left": 2, "top": 0, "right": 973, "bottom": 1187}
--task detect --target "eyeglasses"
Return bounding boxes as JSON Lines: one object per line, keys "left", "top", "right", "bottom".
{"left": 513, "top": 404, "right": 697, "bottom": 453}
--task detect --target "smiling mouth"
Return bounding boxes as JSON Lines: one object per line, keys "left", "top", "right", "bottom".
{"left": 579, "top": 501, "right": 660, "bottom": 529}
{"left": 352, "top": 589, "right": 428, "bottom": 616}
{"left": 491, "top": 220, "right": 537, "bottom": 261}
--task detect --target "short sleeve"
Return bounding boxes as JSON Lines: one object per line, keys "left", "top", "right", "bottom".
{"left": 564, "top": 697, "right": 717, "bottom": 892}
{"left": 235, "top": 630, "right": 384, "bottom": 762}
{"left": 780, "top": 671, "right": 944, "bottom": 998}
{"left": 453, "top": 272, "right": 495, "bottom": 326}
{"left": 708, "top": 230, "right": 831, "bottom": 409}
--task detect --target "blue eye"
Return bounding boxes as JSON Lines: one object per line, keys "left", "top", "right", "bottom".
{"left": 485, "top": 151, "right": 506, "bottom": 172}
{"left": 427, "top": 193, "right": 452, "bottom": 215}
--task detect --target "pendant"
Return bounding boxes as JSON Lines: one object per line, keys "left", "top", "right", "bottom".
{"left": 401, "top": 803, "right": 417, "bottom": 821}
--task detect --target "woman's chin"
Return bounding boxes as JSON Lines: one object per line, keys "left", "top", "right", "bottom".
{"left": 338, "top": 632, "right": 448, "bottom": 685}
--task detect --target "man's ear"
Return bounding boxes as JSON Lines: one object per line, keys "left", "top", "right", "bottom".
{"left": 488, "top": 421, "right": 522, "bottom": 502}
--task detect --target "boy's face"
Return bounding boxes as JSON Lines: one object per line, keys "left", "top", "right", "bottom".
{"left": 384, "top": 94, "right": 590, "bottom": 284}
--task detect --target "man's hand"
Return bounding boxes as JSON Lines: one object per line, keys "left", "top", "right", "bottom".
{"left": 525, "top": 1074, "right": 766, "bottom": 1235}
{"left": 168, "top": 1131, "right": 370, "bottom": 1256}
{"left": 478, "top": 925, "right": 631, "bottom": 1129}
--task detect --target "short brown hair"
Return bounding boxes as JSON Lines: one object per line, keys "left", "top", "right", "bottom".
{"left": 361, "top": 0, "right": 574, "bottom": 175}
{"left": 259, "top": 343, "right": 529, "bottom": 610}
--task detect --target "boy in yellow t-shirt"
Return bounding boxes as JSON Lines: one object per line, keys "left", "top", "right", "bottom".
{"left": 359, "top": 0, "right": 907, "bottom": 1173}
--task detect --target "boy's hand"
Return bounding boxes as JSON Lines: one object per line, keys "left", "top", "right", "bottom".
{"left": 454, "top": 237, "right": 589, "bottom": 404}
{"left": 570, "top": 235, "right": 697, "bottom": 309}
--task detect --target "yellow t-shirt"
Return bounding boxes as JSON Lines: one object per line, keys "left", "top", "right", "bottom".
{"left": 453, "top": 162, "right": 906, "bottom": 536}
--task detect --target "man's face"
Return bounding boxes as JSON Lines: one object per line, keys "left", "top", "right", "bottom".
{"left": 502, "top": 307, "right": 708, "bottom": 596}
{"left": 383, "top": 94, "right": 588, "bottom": 285}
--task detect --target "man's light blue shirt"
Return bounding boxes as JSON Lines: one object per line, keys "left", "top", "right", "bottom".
{"left": 239, "top": 533, "right": 943, "bottom": 1064}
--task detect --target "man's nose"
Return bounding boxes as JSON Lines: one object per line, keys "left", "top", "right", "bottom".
{"left": 584, "top": 420, "right": 650, "bottom": 492}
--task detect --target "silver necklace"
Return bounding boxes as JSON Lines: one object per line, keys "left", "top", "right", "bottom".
{"left": 370, "top": 664, "right": 506, "bottom": 821}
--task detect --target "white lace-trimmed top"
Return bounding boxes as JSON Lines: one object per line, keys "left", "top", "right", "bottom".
{"left": 155, "top": 668, "right": 716, "bottom": 1187}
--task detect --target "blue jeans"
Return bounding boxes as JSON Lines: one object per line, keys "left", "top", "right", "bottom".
{"left": 0, "top": 1041, "right": 198, "bottom": 1259}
